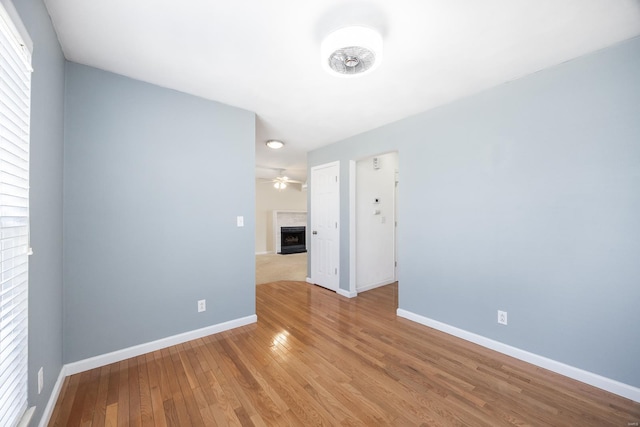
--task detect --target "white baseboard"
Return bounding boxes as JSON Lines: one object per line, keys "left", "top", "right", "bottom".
{"left": 337, "top": 288, "right": 357, "bottom": 298}
{"left": 38, "top": 365, "right": 68, "bottom": 427}
{"left": 356, "top": 280, "right": 394, "bottom": 294}
{"left": 305, "top": 278, "right": 346, "bottom": 296}
{"left": 397, "top": 309, "right": 640, "bottom": 403}
{"left": 18, "top": 407, "right": 34, "bottom": 427}
{"left": 65, "top": 314, "right": 257, "bottom": 376}
{"left": 38, "top": 314, "right": 256, "bottom": 426}
{"left": 255, "top": 251, "right": 273, "bottom": 255}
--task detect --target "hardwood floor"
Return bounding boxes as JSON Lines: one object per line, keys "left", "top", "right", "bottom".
{"left": 50, "top": 281, "right": 640, "bottom": 426}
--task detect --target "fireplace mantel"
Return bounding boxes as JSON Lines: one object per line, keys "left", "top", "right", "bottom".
{"left": 273, "top": 210, "right": 307, "bottom": 254}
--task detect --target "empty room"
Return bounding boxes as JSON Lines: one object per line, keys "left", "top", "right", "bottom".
{"left": 1, "top": 0, "right": 639, "bottom": 426}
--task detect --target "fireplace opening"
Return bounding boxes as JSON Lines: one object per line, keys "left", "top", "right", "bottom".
{"left": 280, "top": 226, "right": 306, "bottom": 254}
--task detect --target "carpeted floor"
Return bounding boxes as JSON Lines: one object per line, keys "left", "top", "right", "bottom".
{"left": 255, "top": 252, "right": 308, "bottom": 285}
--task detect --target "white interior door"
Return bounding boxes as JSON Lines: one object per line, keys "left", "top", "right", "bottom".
{"left": 310, "top": 161, "right": 340, "bottom": 291}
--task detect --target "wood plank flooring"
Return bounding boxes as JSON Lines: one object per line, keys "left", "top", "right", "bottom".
{"left": 50, "top": 281, "right": 640, "bottom": 426}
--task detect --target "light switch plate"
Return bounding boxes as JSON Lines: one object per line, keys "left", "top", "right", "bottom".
{"left": 38, "top": 367, "right": 43, "bottom": 394}
{"left": 237, "top": 216, "right": 244, "bottom": 227}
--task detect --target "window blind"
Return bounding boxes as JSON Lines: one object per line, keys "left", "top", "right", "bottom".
{"left": 0, "top": 3, "right": 32, "bottom": 427}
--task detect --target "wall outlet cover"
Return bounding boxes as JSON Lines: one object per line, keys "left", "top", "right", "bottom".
{"left": 498, "top": 310, "right": 508, "bottom": 325}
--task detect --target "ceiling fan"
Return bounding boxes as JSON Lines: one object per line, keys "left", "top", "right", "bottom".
{"left": 260, "top": 169, "right": 303, "bottom": 190}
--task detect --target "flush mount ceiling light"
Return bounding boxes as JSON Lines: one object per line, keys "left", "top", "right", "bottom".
{"left": 266, "top": 140, "right": 284, "bottom": 149}
{"left": 321, "top": 26, "right": 383, "bottom": 77}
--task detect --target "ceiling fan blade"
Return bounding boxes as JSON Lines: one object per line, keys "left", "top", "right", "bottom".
{"left": 257, "top": 175, "right": 303, "bottom": 185}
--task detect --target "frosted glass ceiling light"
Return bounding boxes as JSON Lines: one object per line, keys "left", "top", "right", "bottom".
{"left": 321, "top": 26, "right": 383, "bottom": 77}
{"left": 266, "top": 140, "right": 284, "bottom": 149}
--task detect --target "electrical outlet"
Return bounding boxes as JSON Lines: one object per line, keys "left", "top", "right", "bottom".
{"left": 498, "top": 310, "right": 508, "bottom": 325}
{"left": 38, "top": 367, "right": 44, "bottom": 394}
{"left": 198, "top": 299, "right": 206, "bottom": 312}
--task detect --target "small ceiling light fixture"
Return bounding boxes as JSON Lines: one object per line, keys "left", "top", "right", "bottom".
{"left": 321, "top": 26, "right": 383, "bottom": 77}
{"left": 266, "top": 139, "right": 284, "bottom": 149}
{"left": 274, "top": 182, "right": 287, "bottom": 190}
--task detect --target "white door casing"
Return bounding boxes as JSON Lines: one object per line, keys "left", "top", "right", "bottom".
{"left": 310, "top": 161, "right": 340, "bottom": 291}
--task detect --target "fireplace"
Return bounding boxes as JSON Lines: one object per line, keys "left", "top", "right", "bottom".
{"left": 280, "top": 226, "right": 306, "bottom": 254}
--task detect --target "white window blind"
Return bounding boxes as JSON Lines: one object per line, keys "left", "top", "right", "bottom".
{"left": 0, "top": 2, "right": 32, "bottom": 427}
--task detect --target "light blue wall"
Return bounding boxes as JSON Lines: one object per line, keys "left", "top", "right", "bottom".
{"left": 308, "top": 36, "right": 640, "bottom": 388}
{"left": 63, "top": 63, "right": 256, "bottom": 362}
{"left": 11, "top": 0, "right": 66, "bottom": 425}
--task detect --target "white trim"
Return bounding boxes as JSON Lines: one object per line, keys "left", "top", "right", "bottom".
{"left": 337, "top": 288, "right": 357, "bottom": 298}
{"left": 65, "top": 314, "right": 257, "bottom": 375}
{"left": 348, "top": 160, "right": 357, "bottom": 296}
{"left": 38, "top": 366, "right": 67, "bottom": 427}
{"left": 0, "top": 0, "right": 32, "bottom": 53}
{"left": 306, "top": 277, "right": 313, "bottom": 284}
{"left": 356, "top": 281, "right": 392, "bottom": 293}
{"left": 38, "top": 314, "right": 256, "bottom": 426}
{"left": 306, "top": 277, "right": 356, "bottom": 297}
{"left": 397, "top": 309, "right": 640, "bottom": 403}
{"left": 17, "top": 407, "right": 34, "bottom": 427}
{"left": 255, "top": 251, "right": 272, "bottom": 255}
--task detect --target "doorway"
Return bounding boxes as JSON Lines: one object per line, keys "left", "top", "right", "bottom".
{"left": 355, "top": 152, "right": 398, "bottom": 293}
{"left": 254, "top": 179, "right": 308, "bottom": 285}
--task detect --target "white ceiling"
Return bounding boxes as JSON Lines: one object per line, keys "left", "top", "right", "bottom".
{"left": 44, "top": 0, "right": 640, "bottom": 182}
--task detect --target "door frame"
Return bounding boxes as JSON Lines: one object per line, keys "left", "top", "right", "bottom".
{"left": 348, "top": 160, "right": 357, "bottom": 296}
{"left": 349, "top": 152, "right": 399, "bottom": 297}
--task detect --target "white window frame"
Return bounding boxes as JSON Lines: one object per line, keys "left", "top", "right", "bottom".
{"left": 0, "top": 1, "right": 33, "bottom": 426}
